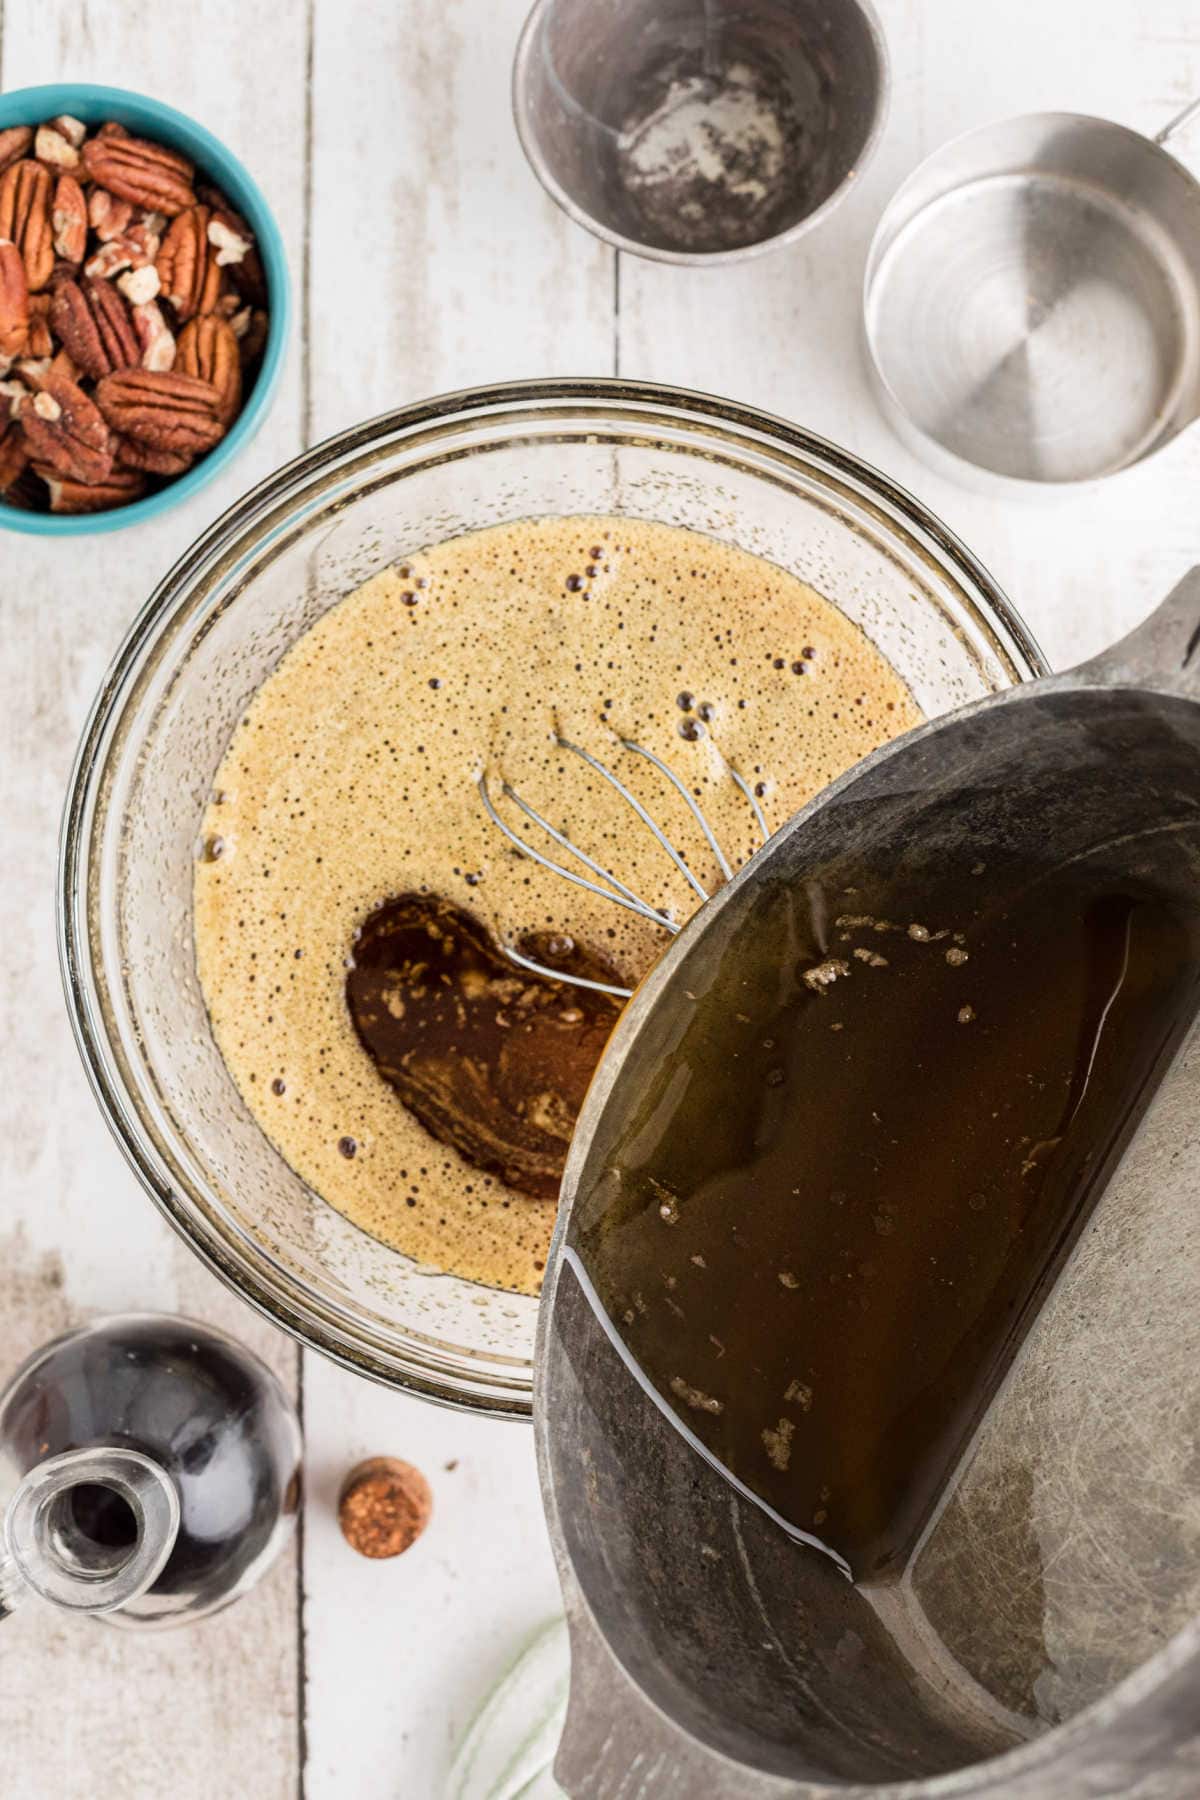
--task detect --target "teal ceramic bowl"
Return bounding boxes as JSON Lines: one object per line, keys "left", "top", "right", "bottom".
{"left": 0, "top": 83, "right": 291, "bottom": 536}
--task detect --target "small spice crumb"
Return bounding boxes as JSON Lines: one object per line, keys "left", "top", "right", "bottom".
{"left": 762, "top": 1417, "right": 795, "bottom": 1471}
{"left": 946, "top": 946, "right": 969, "bottom": 966}
{"left": 670, "top": 1375, "right": 723, "bottom": 1414}
{"left": 778, "top": 1270, "right": 800, "bottom": 1289}
{"left": 802, "top": 956, "right": 850, "bottom": 993}
{"left": 338, "top": 1456, "right": 432, "bottom": 1558}
{"left": 957, "top": 1004, "right": 976, "bottom": 1024}
{"left": 650, "top": 1175, "right": 680, "bottom": 1224}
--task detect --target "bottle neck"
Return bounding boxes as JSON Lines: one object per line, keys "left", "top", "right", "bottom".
{"left": 1, "top": 1446, "right": 179, "bottom": 1620}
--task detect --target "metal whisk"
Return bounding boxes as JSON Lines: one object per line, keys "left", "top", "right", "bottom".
{"left": 476, "top": 735, "right": 770, "bottom": 998}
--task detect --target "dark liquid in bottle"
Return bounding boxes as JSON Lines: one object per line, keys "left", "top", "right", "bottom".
{"left": 0, "top": 1316, "right": 300, "bottom": 1616}
{"left": 573, "top": 851, "right": 1200, "bottom": 1583}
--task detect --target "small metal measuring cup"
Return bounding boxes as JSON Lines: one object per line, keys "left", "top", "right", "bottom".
{"left": 513, "top": 0, "right": 889, "bottom": 265}
{"left": 864, "top": 99, "right": 1200, "bottom": 483}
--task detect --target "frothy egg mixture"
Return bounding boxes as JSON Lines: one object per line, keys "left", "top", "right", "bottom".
{"left": 194, "top": 515, "right": 921, "bottom": 1294}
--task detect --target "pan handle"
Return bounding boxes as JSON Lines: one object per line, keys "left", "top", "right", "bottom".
{"left": 1076, "top": 566, "right": 1200, "bottom": 696}
{"left": 1155, "top": 96, "right": 1200, "bottom": 147}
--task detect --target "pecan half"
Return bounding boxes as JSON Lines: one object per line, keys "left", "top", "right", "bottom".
{"left": 177, "top": 315, "right": 241, "bottom": 424}
{"left": 88, "top": 187, "right": 135, "bottom": 243}
{"left": 17, "top": 374, "right": 113, "bottom": 482}
{"left": 131, "top": 299, "right": 176, "bottom": 372}
{"left": 34, "top": 123, "right": 81, "bottom": 174}
{"left": 52, "top": 276, "right": 140, "bottom": 379}
{"left": 96, "top": 121, "right": 130, "bottom": 142}
{"left": 95, "top": 368, "right": 223, "bottom": 456}
{"left": 49, "top": 345, "right": 78, "bottom": 384}
{"left": 26, "top": 293, "right": 53, "bottom": 359}
{"left": 39, "top": 464, "right": 147, "bottom": 513}
{"left": 114, "top": 431, "right": 192, "bottom": 476}
{"left": 0, "top": 418, "right": 29, "bottom": 491}
{"left": 0, "top": 127, "right": 34, "bottom": 179}
{"left": 156, "top": 206, "right": 216, "bottom": 321}
{"left": 0, "top": 239, "right": 29, "bottom": 359}
{"left": 52, "top": 174, "right": 88, "bottom": 265}
{"left": 0, "top": 161, "right": 54, "bottom": 291}
{"left": 82, "top": 135, "right": 195, "bottom": 218}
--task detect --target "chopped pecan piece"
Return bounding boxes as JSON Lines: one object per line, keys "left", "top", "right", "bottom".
{"left": 88, "top": 187, "right": 135, "bottom": 243}
{"left": 177, "top": 315, "right": 241, "bottom": 425}
{"left": 17, "top": 373, "right": 113, "bottom": 482}
{"left": 95, "top": 368, "right": 223, "bottom": 456}
{"left": 52, "top": 174, "right": 88, "bottom": 265}
{"left": 82, "top": 135, "right": 196, "bottom": 218}
{"left": 84, "top": 217, "right": 160, "bottom": 282}
{"left": 15, "top": 356, "right": 53, "bottom": 385}
{"left": 131, "top": 299, "right": 177, "bottom": 372}
{"left": 207, "top": 217, "right": 250, "bottom": 266}
{"left": 0, "top": 127, "right": 34, "bottom": 179}
{"left": 95, "top": 121, "right": 130, "bottom": 142}
{"left": 197, "top": 184, "right": 266, "bottom": 306}
{"left": 117, "top": 265, "right": 160, "bottom": 305}
{"left": 39, "top": 463, "right": 147, "bottom": 512}
{"left": 15, "top": 355, "right": 53, "bottom": 385}
{"left": 0, "top": 238, "right": 30, "bottom": 359}
{"left": 0, "top": 160, "right": 54, "bottom": 291}
{"left": 51, "top": 116, "right": 87, "bottom": 150}
{"left": 34, "top": 123, "right": 81, "bottom": 174}
{"left": 51, "top": 277, "right": 140, "bottom": 379}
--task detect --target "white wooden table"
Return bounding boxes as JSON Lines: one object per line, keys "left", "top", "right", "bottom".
{"left": 1, "top": 2, "right": 1197, "bottom": 1794}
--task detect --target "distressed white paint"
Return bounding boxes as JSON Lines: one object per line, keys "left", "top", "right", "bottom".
{"left": 0, "top": 4, "right": 307, "bottom": 1798}
{"left": 0, "top": 0, "right": 1196, "bottom": 1795}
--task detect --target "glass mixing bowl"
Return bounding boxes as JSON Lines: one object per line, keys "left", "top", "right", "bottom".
{"left": 59, "top": 380, "right": 1045, "bottom": 1416}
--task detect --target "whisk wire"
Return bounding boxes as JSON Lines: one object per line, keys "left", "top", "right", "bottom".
{"left": 501, "top": 941, "right": 634, "bottom": 1001}
{"left": 726, "top": 763, "right": 771, "bottom": 842}
{"left": 501, "top": 781, "right": 670, "bottom": 921}
{"left": 555, "top": 736, "right": 711, "bottom": 902}
{"left": 475, "top": 773, "right": 671, "bottom": 930}
{"left": 619, "top": 737, "right": 735, "bottom": 880}
{"left": 478, "top": 737, "right": 772, "bottom": 1000}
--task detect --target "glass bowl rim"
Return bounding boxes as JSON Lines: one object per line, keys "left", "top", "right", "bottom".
{"left": 57, "top": 376, "right": 1049, "bottom": 1414}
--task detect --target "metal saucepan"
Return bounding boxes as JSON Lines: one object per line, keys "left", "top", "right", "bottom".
{"left": 537, "top": 571, "right": 1200, "bottom": 1795}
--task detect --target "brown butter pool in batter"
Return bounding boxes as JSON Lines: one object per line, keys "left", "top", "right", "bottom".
{"left": 194, "top": 516, "right": 922, "bottom": 1295}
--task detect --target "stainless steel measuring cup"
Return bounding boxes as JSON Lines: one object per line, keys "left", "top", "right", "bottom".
{"left": 864, "top": 100, "right": 1200, "bottom": 484}
{"left": 513, "top": 0, "right": 889, "bottom": 264}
